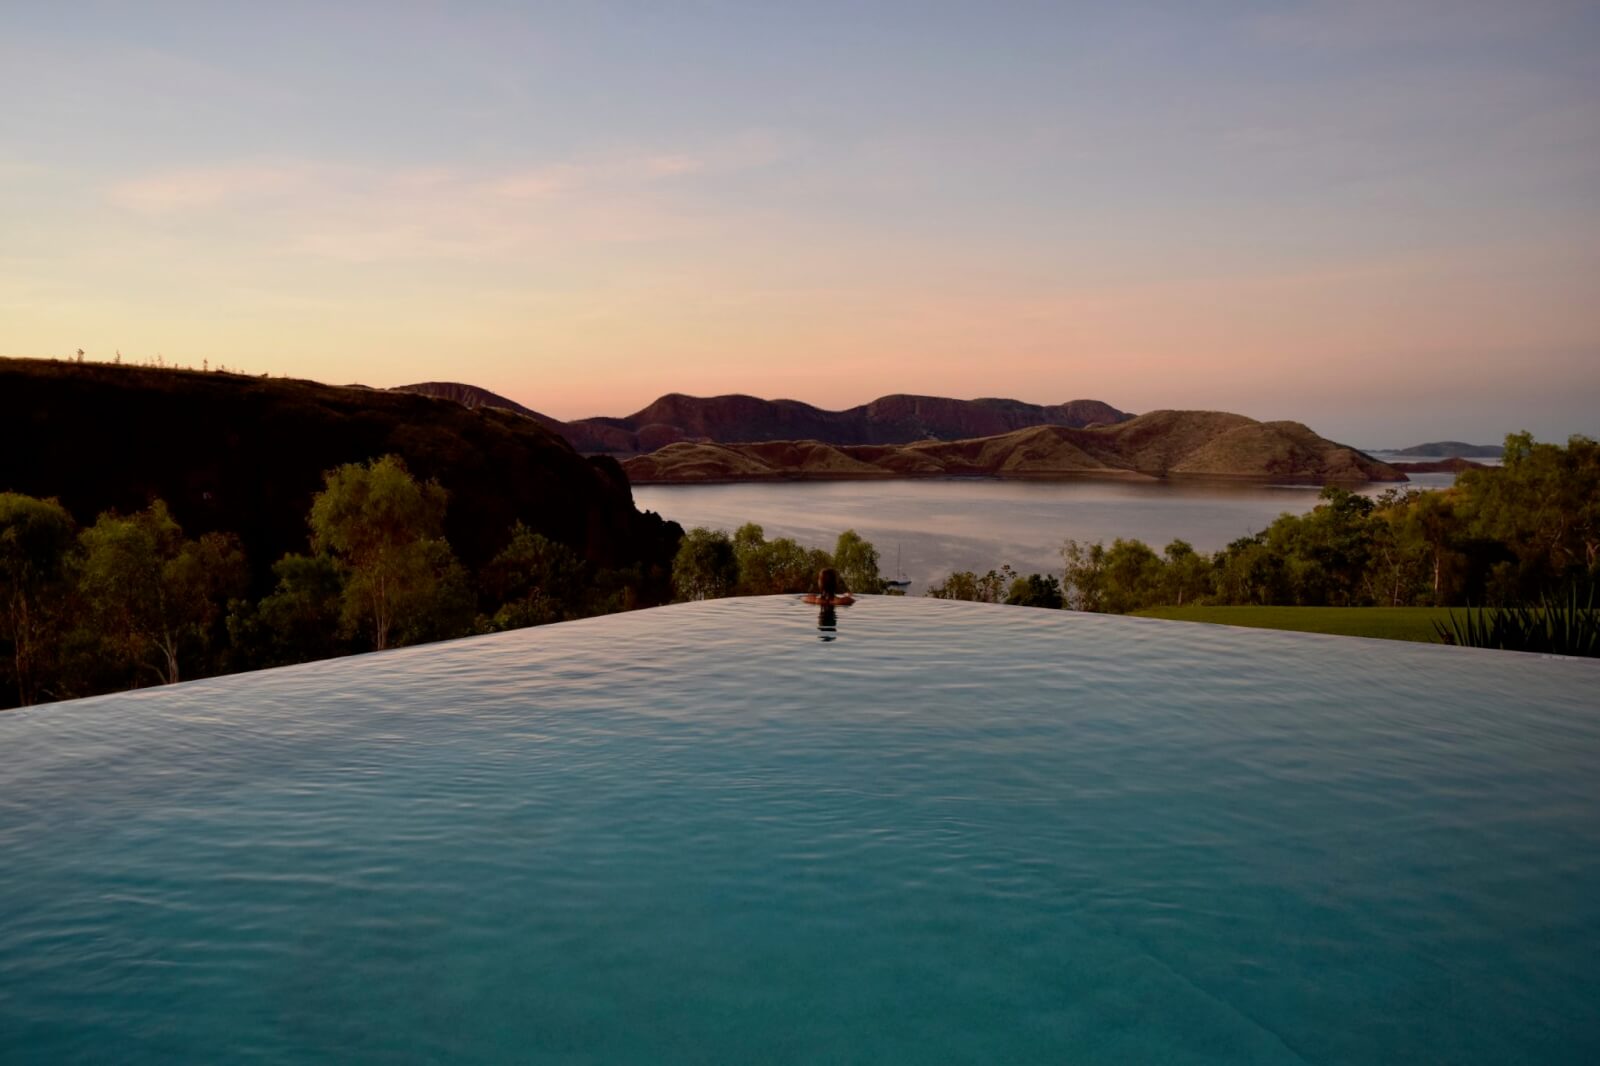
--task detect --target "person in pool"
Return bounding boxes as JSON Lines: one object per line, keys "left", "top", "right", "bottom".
{"left": 803, "top": 567, "right": 855, "bottom": 606}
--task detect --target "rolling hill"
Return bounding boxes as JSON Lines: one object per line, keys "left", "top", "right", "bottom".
{"left": 395, "top": 383, "right": 1132, "bottom": 454}
{"left": 622, "top": 411, "right": 1404, "bottom": 485}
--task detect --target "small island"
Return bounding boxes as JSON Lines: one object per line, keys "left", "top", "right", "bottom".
{"left": 1387, "top": 441, "right": 1505, "bottom": 458}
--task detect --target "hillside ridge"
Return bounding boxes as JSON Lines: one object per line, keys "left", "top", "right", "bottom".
{"left": 395, "top": 382, "right": 1133, "bottom": 454}
{"left": 2, "top": 359, "right": 680, "bottom": 597}
{"left": 622, "top": 410, "right": 1403, "bottom": 485}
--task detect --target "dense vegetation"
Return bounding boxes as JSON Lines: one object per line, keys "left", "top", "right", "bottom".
{"left": 0, "top": 455, "right": 683, "bottom": 708}
{"left": 0, "top": 357, "right": 695, "bottom": 707}
{"left": 0, "top": 358, "right": 680, "bottom": 592}
{"left": 669, "top": 524, "right": 886, "bottom": 600}
{"left": 6, "top": 368, "right": 1593, "bottom": 705}
{"left": 927, "top": 434, "right": 1600, "bottom": 654}
{"left": 0, "top": 485, "right": 898, "bottom": 707}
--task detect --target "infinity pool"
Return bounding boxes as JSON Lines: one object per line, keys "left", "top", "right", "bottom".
{"left": 2, "top": 598, "right": 1597, "bottom": 1063}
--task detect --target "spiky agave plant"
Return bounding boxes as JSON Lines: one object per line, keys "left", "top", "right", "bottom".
{"left": 1434, "top": 586, "right": 1600, "bottom": 658}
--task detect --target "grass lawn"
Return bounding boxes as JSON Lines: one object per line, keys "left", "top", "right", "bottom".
{"left": 1133, "top": 606, "right": 1457, "bottom": 644}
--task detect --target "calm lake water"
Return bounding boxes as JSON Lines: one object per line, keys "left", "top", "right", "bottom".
{"left": 634, "top": 476, "right": 1457, "bottom": 590}
{"left": 3, "top": 598, "right": 1596, "bottom": 1063}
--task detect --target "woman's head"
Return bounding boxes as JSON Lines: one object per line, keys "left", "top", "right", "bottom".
{"left": 817, "top": 567, "right": 840, "bottom": 596}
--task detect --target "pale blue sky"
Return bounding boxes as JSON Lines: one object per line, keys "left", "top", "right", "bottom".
{"left": 3, "top": 1, "right": 1597, "bottom": 444}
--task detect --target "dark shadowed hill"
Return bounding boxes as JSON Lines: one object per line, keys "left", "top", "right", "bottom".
{"left": 396, "top": 382, "right": 1132, "bottom": 454}
{"left": 2, "top": 359, "right": 681, "bottom": 597}
{"left": 623, "top": 410, "right": 1403, "bottom": 485}
{"left": 390, "top": 381, "right": 568, "bottom": 432}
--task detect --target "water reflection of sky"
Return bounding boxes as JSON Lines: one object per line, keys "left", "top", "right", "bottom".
{"left": 5, "top": 598, "right": 1595, "bottom": 1064}
{"left": 635, "top": 476, "right": 1458, "bottom": 593}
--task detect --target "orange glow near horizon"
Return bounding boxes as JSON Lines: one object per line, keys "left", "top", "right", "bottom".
{"left": 3, "top": 3, "right": 1597, "bottom": 444}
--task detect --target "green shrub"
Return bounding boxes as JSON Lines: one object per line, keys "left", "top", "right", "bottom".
{"left": 1434, "top": 587, "right": 1599, "bottom": 657}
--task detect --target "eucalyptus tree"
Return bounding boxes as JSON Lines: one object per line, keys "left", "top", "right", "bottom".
{"left": 731, "top": 523, "right": 823, "bottom": 595}
{"left": 308, "top": 454, "right": 461, "bottom": 651}
{"left": 1462, "top": 432, "right": 1600, "bottom": 594}
{"left": 832, "top": 529, "right": 884, "bottom": 594}
{"left": 671, "top": 527, "right": 739, "bottom": 601}
{"left": 0, "top": 493, "right": 77, "bottom": 705}
{"left": 228, "top": 552, "right": 349, "bottom": 668}
{"left": 1161, "top": 539, "right": 1216, "bottom": 607}
{"left": 77, "top": 501, "right": 247, "bottom": 686}
{"left": 481, "top": 521, "right": 586, "bottom": 629}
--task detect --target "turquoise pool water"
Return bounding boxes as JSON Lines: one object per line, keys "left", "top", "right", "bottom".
{"left": 2, "top": 598, "right": 1597, "bottom": 1063}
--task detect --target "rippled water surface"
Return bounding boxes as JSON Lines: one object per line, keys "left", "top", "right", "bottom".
{"left": 3, "top": 599, "right": 1597, "bottom": 1064}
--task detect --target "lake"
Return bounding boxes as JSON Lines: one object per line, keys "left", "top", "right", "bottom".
{"left": 633, "top": 476, "right": 1457, "bottom": 592}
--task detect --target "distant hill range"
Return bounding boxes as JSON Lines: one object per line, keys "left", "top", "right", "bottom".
{"left": 621, "top": 410, "right": 1404, "bottom": 486}
{"left": 1387, "top": 441, "right": 1504, "bottom": 458}
{"left": 396, "top": 382, "right": 1399, "bottom": 485}
{"left": 1, "top": 359, "right": 680, "bottom": 597}
{"left": 393, "top": 382, "right": 1132, "bottom": 454}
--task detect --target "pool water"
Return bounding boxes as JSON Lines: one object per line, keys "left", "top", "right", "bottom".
{"left": 2, "top": 598, "right": 1597, "bottom": 1063}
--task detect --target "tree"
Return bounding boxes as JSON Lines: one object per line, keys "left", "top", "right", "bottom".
{"left": 925, "top": 565, "right": 1014, "bottom": 603}
{"left": 672, "top": 527, "right": 739, "bottom": 600}
{"left": 731, "top": 523, "right": 821, "bottom": 594}
{"left": 308, "top": 455, "right": 459, "bottom": 650}
{"left": 833, "top": 529, "right": 883, "bottom": 594}
{"left": 975, "top": 565, "right": 1016, "bottom": 603}
{"left": 1061, "top": 540, "right": 1108, "bottom": 611}
{"left": 392, "top": 539, "right": 476, "bottom": 646}
{"left": 229, "top": 552, "right": 349, "bottom": 668}
{"left": 1406, "top": 489, "right": 1463, "bottom": 604}
{"left": 732, "top": 522, "right": 767, "bottom": 571}
{"left": 1161, "top": 539, "right": 1214, "bottom": 607}
{"left": 1100, "top": 538, "right": 1166, "bottom": 613}
{"left": 1212, "top": 533, "right": 1285, "bottom": 606}
{"left": 1263, "top": 488, "right": 1377, "bottom": 606}
{"left": 0, "top": 494, "right": 77, "bottom": 705}
{"left": 1362, "top": 489, "right": 1448, "bottom": 607}
{"left": 925, "top": 570, "right": 981, "bottom": 601}
{"left": 1462, "top": 432, "right": 1600, "bottom": 596}
{"left": 481, "top": 522, "right": 586, "bottom": 629}
{"left": 1006, "top": 573, "right": 1063, "bottom": 609}
{"left": 77, "top": 501, "right": 247, "bottom": 685}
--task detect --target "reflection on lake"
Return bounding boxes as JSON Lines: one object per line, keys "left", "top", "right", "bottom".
{"left": 634, "top": 477, "right": 1454, "bottom": 593}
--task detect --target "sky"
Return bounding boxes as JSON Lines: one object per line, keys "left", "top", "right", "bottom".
{"left": 3, "top": 1, "right": 1598, "bottom": 446}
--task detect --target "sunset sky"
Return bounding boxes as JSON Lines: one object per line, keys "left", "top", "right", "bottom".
{"left": 4, "top": 1, "right": 1597, "bottom": 445}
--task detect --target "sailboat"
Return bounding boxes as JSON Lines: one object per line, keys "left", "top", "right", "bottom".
{"left": 883, "top": 543, "right": 911, "bottom": 593}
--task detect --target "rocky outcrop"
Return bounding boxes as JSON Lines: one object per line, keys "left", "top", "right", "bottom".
{"left": 623, "top": 411, "right": 1404, "bottom": 485}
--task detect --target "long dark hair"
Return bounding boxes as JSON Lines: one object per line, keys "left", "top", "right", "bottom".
{"left": 817, "top": 567, "right": 840, "bottom": 597}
